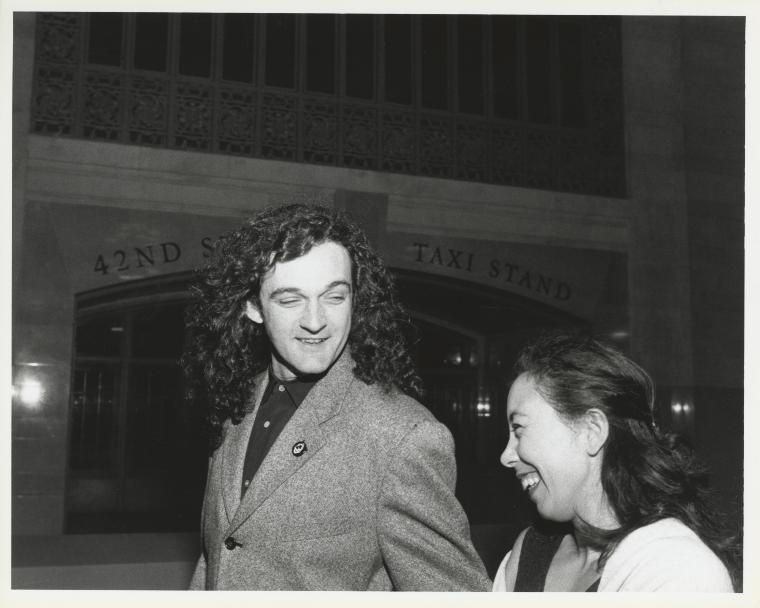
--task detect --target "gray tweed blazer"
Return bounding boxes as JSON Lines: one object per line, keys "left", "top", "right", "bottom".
{"left": 188, "top": 350, "right": 490, "bottom": 590}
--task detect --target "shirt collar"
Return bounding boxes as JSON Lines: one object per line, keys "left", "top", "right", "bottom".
{"left": 263, "top": 367, "right": 321, "bottom": 407}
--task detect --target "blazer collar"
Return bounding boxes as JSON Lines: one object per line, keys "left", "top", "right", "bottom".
{"left": 295, "top": 347, "right": 355, "bottom": 425}
{"left": 220, "top": 372, "right": 268, "bottom": 524}
{"left": 225, "top": 348, "right": 357, "bottom": 532}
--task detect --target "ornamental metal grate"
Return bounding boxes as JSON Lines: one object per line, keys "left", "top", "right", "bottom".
{"left": 31, "top": 13, "right": 626, "bottom": 197}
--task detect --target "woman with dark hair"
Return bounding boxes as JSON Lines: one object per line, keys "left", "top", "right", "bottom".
{"left": 492, "top": 332, "right": 737, "bottom": 592}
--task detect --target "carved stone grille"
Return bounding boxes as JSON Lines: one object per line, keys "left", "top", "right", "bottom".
{"left": 31, "top": 13, "right": 626, "bottom": 197}
{"left": 82, "top": 70, "right": 122, "bottom": 140}
{"left": 381, "top": 109, "right": 417, "bottom": 174}
{"left": 303, "top": 98, "right": 338, "bottom": 165}
{"left": 261, "top": 93, "right": 298, "bottom": 161}
{"left": 128, "top": 77, "right": 168, "bottom": 146}
{"left": 33, "top": 65, "right": 76, "bottom": 135}
{"left": 174, "top": 82, "right": 213, "bottom": 151}
{"left": 455, "top": 120, "right": 489, "bottom": 182}
{"left": 342, "top": 104, "right": 378, "bottom": 170}
{"left": 217, "top": 86, "right": 256, "bottom": 156}
{"left": 492, "top": 125, "right": 523, "bottom": 187}
{"left": 419, "top": 115, "right": 454, "bottom": 178}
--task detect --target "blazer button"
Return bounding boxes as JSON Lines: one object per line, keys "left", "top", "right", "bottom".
{"left": 224, "top": 536, "right": 240, "bottom": 550}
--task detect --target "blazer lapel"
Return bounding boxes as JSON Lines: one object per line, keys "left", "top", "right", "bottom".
{"left": 220, "top": 371, "right": 268, "bottom": 524}
{"left": 227, "top": 350, "right": 356, "bottom": 533}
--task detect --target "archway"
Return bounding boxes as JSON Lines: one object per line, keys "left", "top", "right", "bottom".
{"left": 394, "top": 269, "right": 587, "bottom": 527}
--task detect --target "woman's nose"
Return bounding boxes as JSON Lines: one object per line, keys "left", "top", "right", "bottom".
{"left": 500, "top": 438, "right": 518, "bottom": 468}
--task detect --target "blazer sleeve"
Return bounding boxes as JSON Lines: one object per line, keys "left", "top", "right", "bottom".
{"left": 376, "top": 419, "right": 491, "bottom": 591}
{"left": 188, "top": 553, "right": 207, "bottom": 590}
{"left": 188, "top": 454, "right": 213, "bottom": 590}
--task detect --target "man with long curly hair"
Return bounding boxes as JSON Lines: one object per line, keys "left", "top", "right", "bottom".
{"left": 184, "top": 203, "right": 489, "bottom": 590}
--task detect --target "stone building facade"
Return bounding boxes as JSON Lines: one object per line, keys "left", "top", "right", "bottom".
{"left": 12, "top": 13, "right": 743, "bottom": 574}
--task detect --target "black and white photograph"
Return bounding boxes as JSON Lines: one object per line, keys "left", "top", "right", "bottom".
{"left": 7, "top": 0, "right": 752, "bottom": 602}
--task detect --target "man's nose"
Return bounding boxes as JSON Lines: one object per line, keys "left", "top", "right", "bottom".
{"left": 500, "top": 438, "right": 518, "bottom": 468}
{"left": 300, "top": 301, "right": 327, "bottom": 333}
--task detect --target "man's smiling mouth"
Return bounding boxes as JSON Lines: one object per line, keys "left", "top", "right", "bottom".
{"left": 298, "top": 338, "right": 328, "bottom": 345}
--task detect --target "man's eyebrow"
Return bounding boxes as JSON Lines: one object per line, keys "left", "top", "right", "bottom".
{"left": 321, "top": 280, "right": 352, "bottom": 294}
{"left": 267, "top": 281, "right": 352, "bottom": 300}
{"left": 267, "top": 287, "right": 304, "bottom": 299}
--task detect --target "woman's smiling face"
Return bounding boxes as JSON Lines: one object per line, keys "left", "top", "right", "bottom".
{"left": 500, "top": 373, "right": 596, "bottom": 524}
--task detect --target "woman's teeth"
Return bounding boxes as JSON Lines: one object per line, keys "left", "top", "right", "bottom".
{"left": 520, "top": 473, "right": 541, "bottom": 492}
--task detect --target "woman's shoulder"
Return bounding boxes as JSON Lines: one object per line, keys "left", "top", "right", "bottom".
{"left": 599, "top": 518, "right": 733, "bottom": 592}
{"left": 614, "top": 518, "right": 724, "bottom": 560}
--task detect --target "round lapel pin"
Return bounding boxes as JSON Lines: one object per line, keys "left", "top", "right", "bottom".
{"left": 292, "top": 441, "right": 307, "bottom": 457}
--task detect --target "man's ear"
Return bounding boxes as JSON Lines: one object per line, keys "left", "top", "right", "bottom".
{"left": 582, "top": 408, "right": 609, "bottom": 457}
{"left": 244, "top": 300, "right": 264, "bottom": 324}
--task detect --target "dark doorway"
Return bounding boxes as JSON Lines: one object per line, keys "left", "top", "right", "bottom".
{"left": 395, "top": 270, "right": 587, "bottom": 529}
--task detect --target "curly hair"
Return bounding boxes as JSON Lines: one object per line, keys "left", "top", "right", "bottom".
{"left": 514, "top": 331, "right": 740, "bottom": 588}
{"left": 183, "top": 203, "right": 422, "bottom": 452}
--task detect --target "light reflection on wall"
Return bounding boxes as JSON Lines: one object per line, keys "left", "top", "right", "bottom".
{"left": 441, "top": 345, "right": 490, "bottom": 417}
{"left": 667, "top": 387, "right": 695, "bottom": 438}
{"left": 443, "top": 345, "right": 480, "bottom": 368}
{"left": 476, "top": 389, "right": 491, "bottom": 417}
{"left": 12, "top": 365, "right": 46, "bottom": 409}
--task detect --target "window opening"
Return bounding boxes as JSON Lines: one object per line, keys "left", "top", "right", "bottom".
{"left": 133, "top": 13, "right": 169, "bottom": 72}
{"left": 67, "top": 283, "right": 207, "bottom": 533}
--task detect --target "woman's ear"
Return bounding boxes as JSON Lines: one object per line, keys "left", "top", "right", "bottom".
{"left": 582, "top": 408, "right": 609, "bottom": 457}
{"left": 244, "top": 300, "right": 264, "bottom": 324}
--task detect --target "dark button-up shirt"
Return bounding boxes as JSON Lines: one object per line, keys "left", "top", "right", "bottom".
{"left": 240, "top": 372, "right": 317, "bottom": 497}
